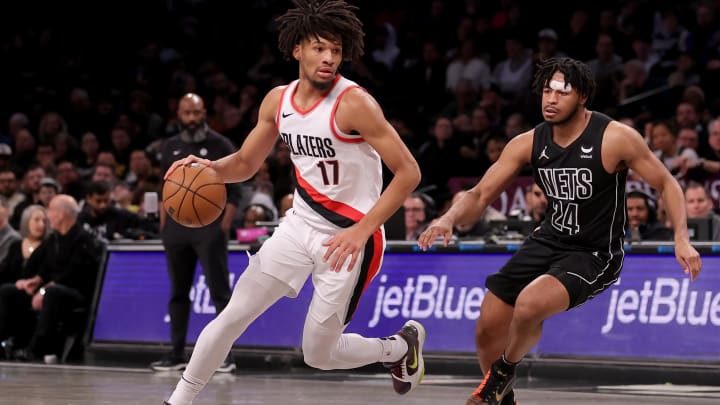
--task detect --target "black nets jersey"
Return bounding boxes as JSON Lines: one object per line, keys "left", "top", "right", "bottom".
{"left": 531, "top": 112, "right": 627, "bottom": 251}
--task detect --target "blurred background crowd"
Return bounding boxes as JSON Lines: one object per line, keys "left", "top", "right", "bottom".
{"left": 2, "top": 0, "right": 720, "bottom": 243}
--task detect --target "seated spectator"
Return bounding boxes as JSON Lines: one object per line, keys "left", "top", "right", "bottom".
{"left": 240, "top": 204, "right": 274, "bottom": 229}
{"left": 55, "top": 161, "right": 85, "bottom": 202}
{"left": 524, "top": 183, "right": 547, "bottom": 226}
{"left": 78, "top": 181, "right": 155, "bottom": 241}
{"left": 451, "top": 189, "right": 506, "bottom": 239}
{"left": 0, "top": 205, "right": 49, "bottom": 285}
{"left": 0, "top": 199, "right": 21, "bottom": 268}
{"left": 684, "top": 182, "right": 720, "bottom": 240}
{"left": 9, "top": 165, "right": 45, "bottom": 230}
{"left": 403, "top": 192, "right": 436, "bottom": 241}
{"left": 650, "top": 120, "right": 699, "bottom": 179}
{"left": 0, "top": 195, "right": 103, "bottom": 361}
{"left": 0, "top": 169, "right": 25, "bottom": 213}
{"left": 626, "top": 191, "right": 673, "bottom": 241}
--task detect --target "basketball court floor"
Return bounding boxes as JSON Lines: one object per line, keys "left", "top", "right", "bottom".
{"left": 2, "top": 362, "right": 719, "bottom": 404}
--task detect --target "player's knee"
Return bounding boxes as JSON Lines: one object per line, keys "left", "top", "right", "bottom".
{"left": 302, "top": 346, "right": 334, "bottom": 370}
{"left": 513, "top": 294, "right": 544, "bottom": 324}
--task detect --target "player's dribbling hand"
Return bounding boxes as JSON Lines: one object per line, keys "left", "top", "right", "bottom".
{"left": 322, "top": 226, "right": 367, "bottom": 272}
{"left": 675, "top": 240, "right": 702, "bottom": 281}
{"left": 164, "top": 154, "right": 214, "bottom": 180}
{"left": 417, "top": 216, "right": 453, "bottom": 251}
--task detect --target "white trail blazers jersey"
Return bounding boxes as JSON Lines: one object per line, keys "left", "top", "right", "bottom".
{"left": 276, "top": 75, "right": 383, "bottom": 233}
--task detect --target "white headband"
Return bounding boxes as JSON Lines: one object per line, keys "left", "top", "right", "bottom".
{"left": 549, "top": 80, "right": 572, "bottom": 92}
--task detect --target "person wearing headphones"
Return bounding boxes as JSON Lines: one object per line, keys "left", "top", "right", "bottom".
{"left": 403, "top": 192, "right": 435, "bottom": 241}
{"left": 626, "top": 190, "right": 674, "bottom": 241}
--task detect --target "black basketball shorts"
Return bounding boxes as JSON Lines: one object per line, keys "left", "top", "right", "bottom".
{"left": 485, "top": 235, "right": 624, "bottom": 309}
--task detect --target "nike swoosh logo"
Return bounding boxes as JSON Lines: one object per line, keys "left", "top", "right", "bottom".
{"left": 581, "top": 146, "right": 593, "bottom": 153}
{"left": 409, "top": 347, "right": 418, "bottom": 369}
{"left": 282, "top": 112, "right": 294, "bottom": 118}
{"left": 172, "top": 150, "right": 181, "bottom": 156}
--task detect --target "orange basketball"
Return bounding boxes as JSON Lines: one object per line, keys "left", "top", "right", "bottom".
{"left": 162, "top": 163, "right": 226, "bottom": 228}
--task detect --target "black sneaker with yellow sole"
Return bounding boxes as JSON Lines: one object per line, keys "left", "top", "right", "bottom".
{"left": 383, "top": 320, "right": 426, "bottom": 395}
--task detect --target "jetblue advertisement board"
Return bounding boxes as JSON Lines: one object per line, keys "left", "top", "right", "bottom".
{"left": 92, "top": 249, "right": 720, "bottom": 361}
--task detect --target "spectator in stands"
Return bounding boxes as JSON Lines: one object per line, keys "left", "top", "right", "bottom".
{"left": 9, "top": 165, "right": 45, "bottom": 230}
{"left": 0, "top": 144, "right": 12, "bottom": 172}
{"left": 37, "top": 178, "right": 60, "bottom": 209}
{"left": 4, "top": 113, "right": 29, "bottom": 146}
{"left": 451, "top": 189, "right": 505, "bottom": 239}
{"left": 0, "top": 169, "right": 25, "bottom": 213}
{"left": 78, "top": 132, "right": 100, "bottom": 180}
{"left": 484, "top": 133, "right": 508, "bottom": 165}
{"left": 629, "top": 33, "right": 660, "bottom": 74}
{"left": 626, "top": 190, "right": 673, "bottom": 241}
{"left": 55, "top": 161, "right": 84, "bottom": 201}
{"left": 678, "top": 127, "right": 699, "bottom": 151}
{"left": 36, "top": 112, "right": 69, "bottom": 146}
{"left": 90, "top": 162, "right": 118, "bottom": 187}
{"left": 524, "top": 183, "right": 547, "bottom": 226}
{"left": 534, "top": 28, "right": 564, "bottom": 64}
{"left": 416, "top": 116, "right": 463, "bottom": 200}
{"left": 504, "top": 112, "right": 531, "bottom": 139}
{"left": 675, "top": 101, "right": 706, "bottom": 136}
{"left": 124, "top": 149, "right": 156, "bottom": 188}
{"left": 492, "top": 34, "right": 533, "bottom": 102}
{"left": 78, "top": 181, "right": 153, "bottom": 241}
{"left": 446, "top": 38, "right": 491, "bottom": 93}
{"left": 650, "top": 120, "right": 699, "bottom": 179}
{"left": 404, "top": 192, "right": 436, "bottom": 241}
{"left": 0, "top": 205, "right": 48, "bottom": 285}
{"left": 684, "top": 182, "right": 720, "bottom": 240}
{"left": 240, "top": 204, "right": 274, "bottom": 229}
{"left": 694, "top": 118, "right": 720, "bottom": 174}
{"left": 11, "top": 129, "right": 37, "bottom": 173}
{"left": 0, "top": 199, "right": 20, "bottom": 269}
{"left": 109, "top": 126, "right": 133, "bottom": 179}
{"left": 0, "top": 195, "right": 102, "bottom": 361}
{"left": 35, "top": 144, "right": 56, "bottom": 177}
{"left": 651, "top": 7, "right": 689, "bottom": 75}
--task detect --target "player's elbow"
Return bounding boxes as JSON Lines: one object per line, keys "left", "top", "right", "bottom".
{"left": 403, "top": 161, "right": 421, "bottom": 190}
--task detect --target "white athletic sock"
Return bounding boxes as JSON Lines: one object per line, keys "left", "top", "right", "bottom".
{"left": 379, "top": 335, "right": 408, "bottom": 363}
{"left": 167, "top": 373, "right": 205, "bottom": 405}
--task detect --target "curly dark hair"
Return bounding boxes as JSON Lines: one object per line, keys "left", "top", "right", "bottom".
{"left": 276, "top": 0, "right": 364, "bottom": 62}
{"left": 531, "top": 57, "right": 596, "bottom": 106}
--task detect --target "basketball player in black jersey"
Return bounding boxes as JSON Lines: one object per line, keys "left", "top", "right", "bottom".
{"left": 418, "top": 57, "right": 702, "bottom": 405}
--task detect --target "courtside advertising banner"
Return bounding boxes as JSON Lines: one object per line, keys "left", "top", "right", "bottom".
{"left": 93, "top": 249, "right": 720, "bottom": 361}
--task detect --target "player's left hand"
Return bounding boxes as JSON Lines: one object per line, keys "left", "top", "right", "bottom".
{"left": 322, "top": 226, "right": 368, "bottom": 272}
{"left": 675, "top": 240, "right": 701, "bottom": 281}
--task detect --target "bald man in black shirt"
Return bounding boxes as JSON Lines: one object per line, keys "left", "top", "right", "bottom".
{"left": 152, "top": 93, "right": 241, "bottom": 372}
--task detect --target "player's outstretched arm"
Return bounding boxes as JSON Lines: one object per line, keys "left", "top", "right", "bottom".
{"left": 165, "top": 87, "right": 283, "bottom": 183}
{"left": 608, "top": 122, "right": 702, "bottom": 280}
{"left": 418, "top": 131, "right": 533, "bottom": 250}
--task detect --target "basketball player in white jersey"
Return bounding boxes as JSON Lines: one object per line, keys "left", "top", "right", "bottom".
{"left": 161, "top": 1, "right": 424, "bottom": 404}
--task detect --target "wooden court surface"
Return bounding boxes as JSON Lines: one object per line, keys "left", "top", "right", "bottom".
{"left": 1, "top": 362, "right": 719, "bottom": 404}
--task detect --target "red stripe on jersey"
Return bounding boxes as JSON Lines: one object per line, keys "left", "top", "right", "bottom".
{"left": 295, "top": 166, "right": 364, "bottom": 221}
{"left": 291, "top": 74, "right": 343, "bottom": 115}
{"left": 330, "top": 85, "right": 364, "bottom": 143}
{"left": 363, "top": 229, "right": 384, "bottom": 292}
